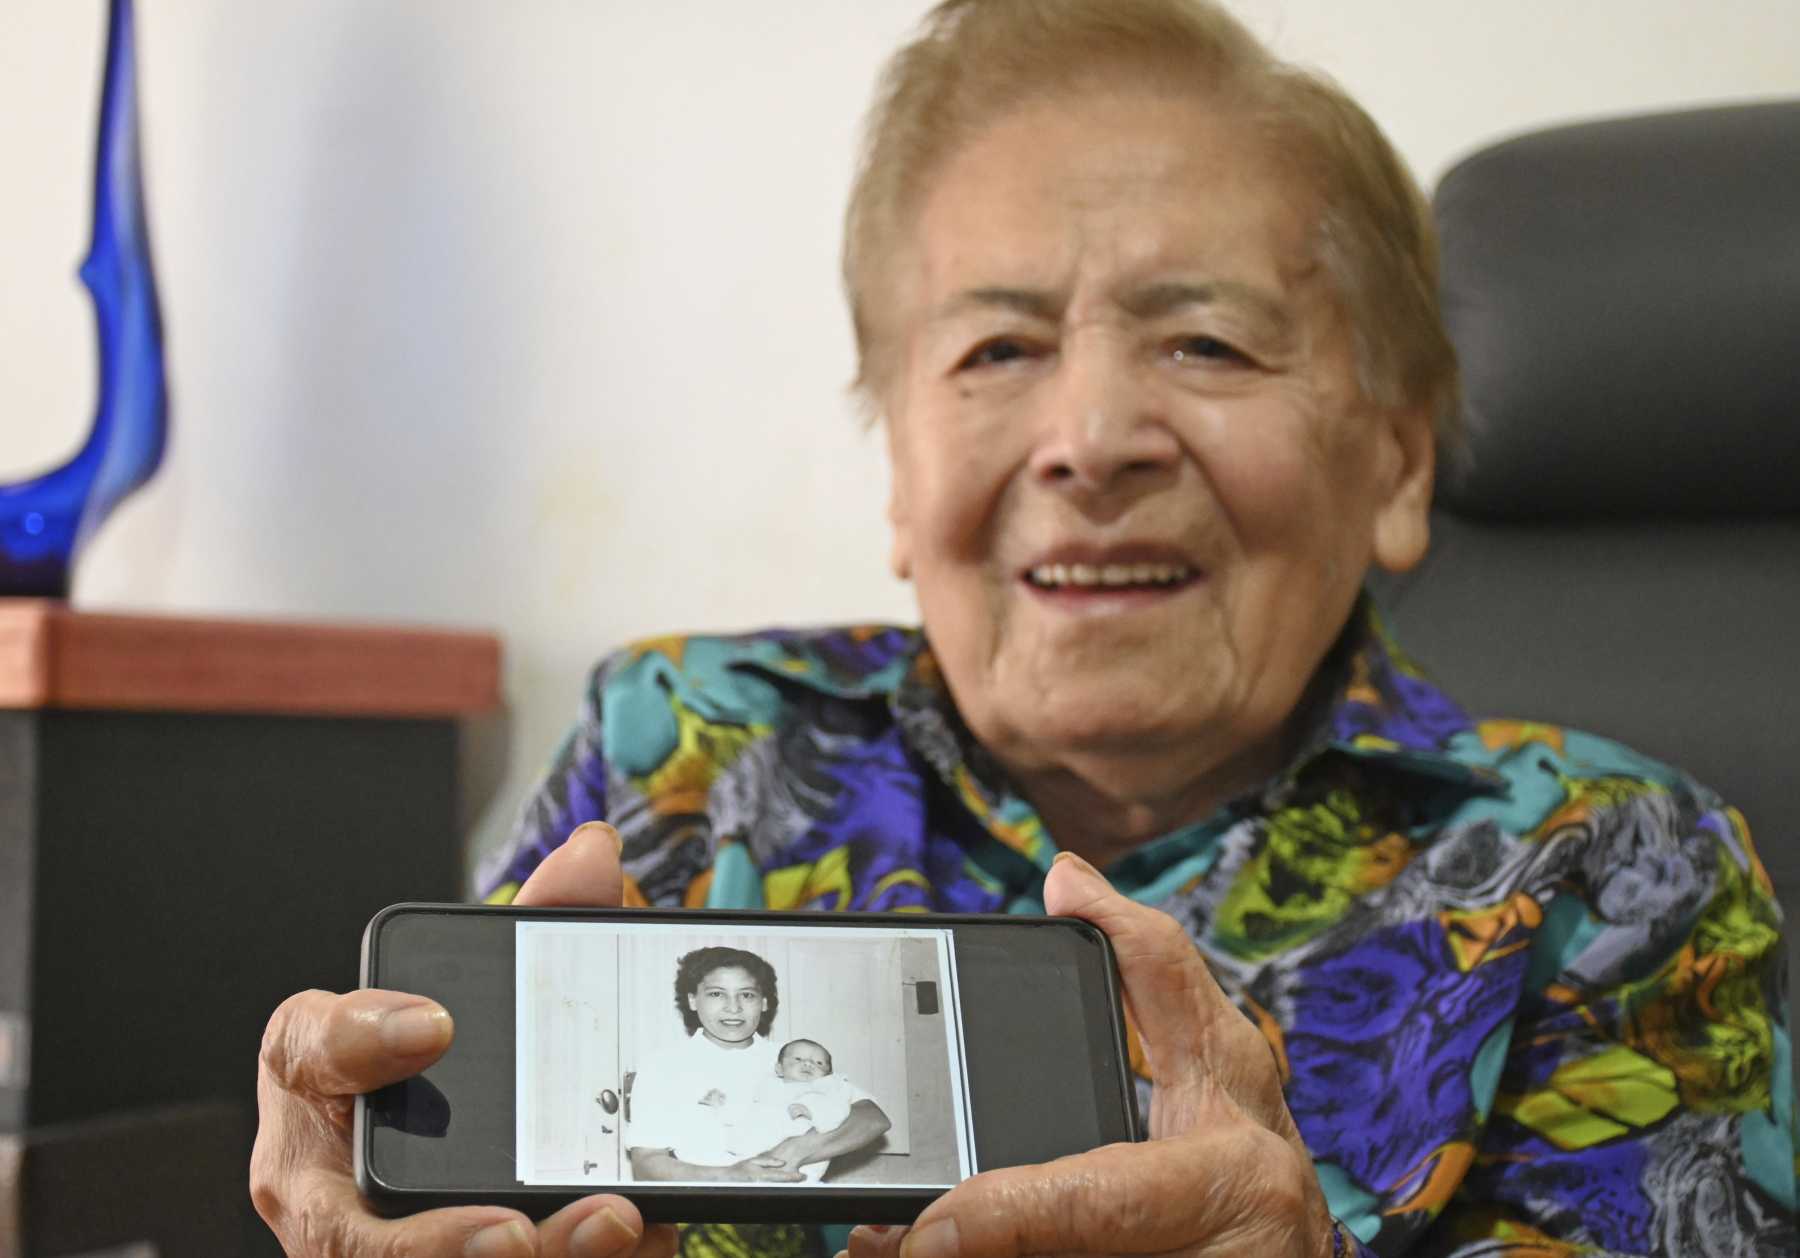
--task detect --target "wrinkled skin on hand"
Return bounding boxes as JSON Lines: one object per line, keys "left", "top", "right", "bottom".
{"left": 846, "top": 852, "right": 1335, "bottom": 1258}
{"left": 250, "top": 823, "right": 683, "bottom": 1258}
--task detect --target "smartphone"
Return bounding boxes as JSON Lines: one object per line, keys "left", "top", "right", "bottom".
{"left": 355, "top": 903, "right": 1141, "bottom": 1224}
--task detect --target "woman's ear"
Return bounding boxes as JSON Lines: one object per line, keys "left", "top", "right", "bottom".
{"left": 884, "top": 420, "right": 915, "bottom": 582}
{"left": 1370, "top": 404, "right": 1436, "bottom": 574}
{"left": 888, "top": 496, "right": 914, "bottom": 581}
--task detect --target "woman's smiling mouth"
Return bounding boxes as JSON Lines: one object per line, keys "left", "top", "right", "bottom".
{"left": 1020, "top": 546, "right": 1203, "bottom": 610}
{"left": 1025, "top": 561, "right": 1194, "bottom": 589}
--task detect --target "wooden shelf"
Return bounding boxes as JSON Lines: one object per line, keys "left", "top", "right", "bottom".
{"left": 0, "top": 599, "right": 500, "bottom": 718}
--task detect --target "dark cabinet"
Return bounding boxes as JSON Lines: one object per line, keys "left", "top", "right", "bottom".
{"left": 0, "top": 602, "right": 499, "bottom": 1257}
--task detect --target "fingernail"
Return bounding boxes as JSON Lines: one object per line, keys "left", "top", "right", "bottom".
{"left": 572, "top": 1206, "right": 639, "bottom": 1258}
{"left": 466, "top": 1219, "right": 532, "bottom": 1258}
{"left": 380, "top": 1003, "right": 452, "bottom": 1055}
{"left": 575, "top": 820, "right": 622, "bottom": 855}
{"left": 1052, "top": 850, "right": 1100, "bottom": 877}
{"left": 900, "top": 1219, "right": 958, "bottom": 1258}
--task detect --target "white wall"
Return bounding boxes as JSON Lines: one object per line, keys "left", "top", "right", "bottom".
{"left": 4, "top": 2, "right": 1795, "bottom": 883}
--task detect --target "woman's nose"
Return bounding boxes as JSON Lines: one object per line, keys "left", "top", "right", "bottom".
{"left": 1028, "top": 341, "right": 1180, "bottom": 500}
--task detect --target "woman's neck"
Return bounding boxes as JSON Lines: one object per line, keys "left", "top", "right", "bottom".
{"left": 1005, "top": 732, "right": 1291, "bottom": 871}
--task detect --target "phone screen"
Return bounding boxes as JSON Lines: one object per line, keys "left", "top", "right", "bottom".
{"left": 361, "top": 906, "right": 1137, "bottom": 1216}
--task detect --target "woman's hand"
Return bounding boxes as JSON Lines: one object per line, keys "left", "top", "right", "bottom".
{"left": 728, "top": 1155, "right": 809, "bottom": 1182}
{"left": 781, "top": 1100, "right": 893, "bottom": 1169}
{"left": 846, "top": 852, "right": 1338, "bottom": 1258}
{"left": 629, "top": 1147, "right": 805, "bottom": 1183}
{"left": 751, "top": 1133, "right": 819, "bottom": 1172}
{"left": 250, "top": 823, "right": 681, "bottom": 1258}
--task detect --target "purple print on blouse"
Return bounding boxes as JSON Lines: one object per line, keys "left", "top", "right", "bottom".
{"left": 1459, "top": 1121, "right": 1654, "bottom": 1250}
{"left": 774, "top": 720, "right": 1006, "bottom": 915}
{"left": 1283, "top": 919, "right": 1525, "bottom": 1195}
{"left": 1330, "top": 649, "right": 1474, "bottom": 753}
{"left": 778, "top": 724, "right": 933, "bottom": 911}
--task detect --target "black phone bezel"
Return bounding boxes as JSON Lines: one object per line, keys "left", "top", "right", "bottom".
{"left": 354, "top": 901, "right": 1140, "bottom": 1224}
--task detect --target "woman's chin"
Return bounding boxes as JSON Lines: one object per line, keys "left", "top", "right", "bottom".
{"left": 978, "top": 682, "right": 1287, "bottom": 815}
{"left": 999, "top": 681, "right": 1222, "bottom": 760}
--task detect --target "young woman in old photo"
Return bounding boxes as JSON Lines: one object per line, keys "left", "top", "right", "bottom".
{"left": 624, "top": 947, "right": 891, "bottom": 1183}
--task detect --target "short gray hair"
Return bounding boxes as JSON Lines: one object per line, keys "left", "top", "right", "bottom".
{"left": 842, "top": 0, "right": 1460, "bottom": 440}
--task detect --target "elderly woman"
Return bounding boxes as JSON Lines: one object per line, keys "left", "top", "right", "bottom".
{"left": 250, "top": 2, "right": 1795, "bottom": 1256}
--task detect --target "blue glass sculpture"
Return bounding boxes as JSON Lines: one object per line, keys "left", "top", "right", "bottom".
{"left": 0, "top": 0, "right": 167, "bottom": 597}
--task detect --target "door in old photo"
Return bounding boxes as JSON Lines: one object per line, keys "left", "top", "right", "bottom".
{"left": 518, "top": 927, "right": 623, "bottom": 1182}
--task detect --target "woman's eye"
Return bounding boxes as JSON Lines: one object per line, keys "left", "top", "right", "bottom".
{"left": 957, "top": 338, "right": 1033, "bottom": 370}
{"left": 1169, "top": 336, "right": 1249, "bottom": 366}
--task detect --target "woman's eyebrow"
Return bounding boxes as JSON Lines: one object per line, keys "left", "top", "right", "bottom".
{"left": 925, "top": 280, "right": 1292, "bottom": 338}
{"left": 1120, "top": 280, "right": 1293, "bottom": 338}
{"left": 929, "top": 286, "right": 1062, "bottom": 323}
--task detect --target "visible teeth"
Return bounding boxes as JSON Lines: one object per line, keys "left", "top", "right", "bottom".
{"left": 1028, "top": 562, "right": 1191, "bottom": 588}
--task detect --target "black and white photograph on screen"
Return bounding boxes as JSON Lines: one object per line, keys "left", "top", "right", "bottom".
{"left": 514, "top": 921, "right": 973, "bottom": 1188}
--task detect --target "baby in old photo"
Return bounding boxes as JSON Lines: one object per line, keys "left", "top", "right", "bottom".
{"left": 703, "top": 1038, "right": 864, "bottom": 1179}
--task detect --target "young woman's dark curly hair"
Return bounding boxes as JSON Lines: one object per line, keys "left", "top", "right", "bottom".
{"left": 673, "top": 946, "right": 780, "bottom": 1037}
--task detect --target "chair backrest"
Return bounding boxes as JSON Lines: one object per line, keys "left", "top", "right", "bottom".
{"left": 1370, "top": 101, "right": 1800, "bottom": 1091}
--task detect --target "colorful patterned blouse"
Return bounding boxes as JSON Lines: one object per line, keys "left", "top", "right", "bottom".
{"left": 481, "top": 604, "right": 1797, "bottom": 1257}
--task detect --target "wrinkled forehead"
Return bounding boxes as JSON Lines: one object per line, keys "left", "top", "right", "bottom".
{"left": 869, "top": 90, "right": 1336, "bottom": 398}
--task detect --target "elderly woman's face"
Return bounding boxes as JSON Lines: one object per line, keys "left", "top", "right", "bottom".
{"left": 883, "top": 90, "right": 1432, "bottom": 800}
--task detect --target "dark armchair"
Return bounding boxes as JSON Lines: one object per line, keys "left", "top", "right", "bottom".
{"left": 1372, "top": 100, "right": 1800, "bottom": 1092}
